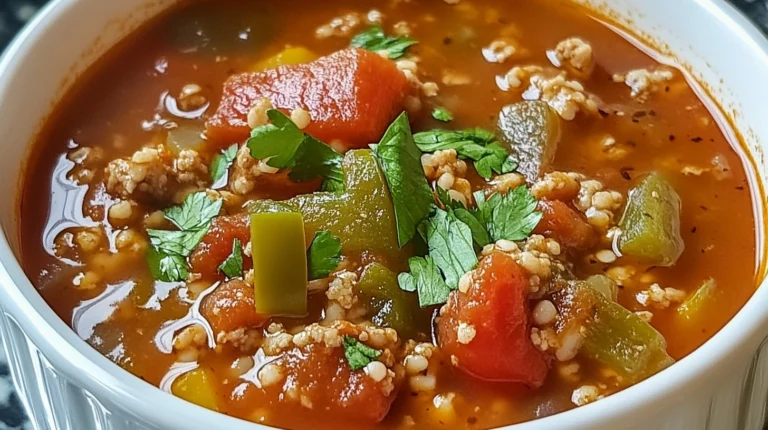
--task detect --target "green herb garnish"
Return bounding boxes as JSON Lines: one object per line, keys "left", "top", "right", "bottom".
{"left": 163, "top": 192, "right": 224, "bottom": 231}
{"left": 435, "top": 187, "right": 491, "bottom": 248}
{"left": 343, "top": 336, "right": 382, "bottom": 371}
{"left": 147, "top": 247, "right": 189, "bottom": 283}
{"left": 413, "top": 128, "right": 518, "bottom": 179}
{"left": 210, "top": 143, "right": 238, "bottom": 189}
{"left": 398, "top": 255, "right": 452, "bottom": 307}
{"left": 350, "top": 26, "right": 417, "bottom": 59}
{"left": 247, "top": 109, "right": 344, "bottom": 191}
{"left": 431, "top": 107, "right": 453, "bottom": 122}
{"left": 372, "top": 112, "right": 433, "bottom": 247}
{"left": 218, "top": 238, "right": 243, "bottom": 278}
{"left": 423, "top": 209, "right": 478, "bottom": 289}
{"left": 473, "top": 186, "right": 543, "bottom": 241}
{"left": 146, "top": 192, "right": 223, "bottom": 282}
{"left": 307, "top": 230, "right": 342, "bottom": 280}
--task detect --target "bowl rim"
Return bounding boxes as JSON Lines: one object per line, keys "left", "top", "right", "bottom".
{"left": 1, "top": 0, "right": 767, "bottom": 429}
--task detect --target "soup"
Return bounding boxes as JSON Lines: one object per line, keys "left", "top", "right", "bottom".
{"left": 20, "top": 0, "right": 761, "bottom": 428}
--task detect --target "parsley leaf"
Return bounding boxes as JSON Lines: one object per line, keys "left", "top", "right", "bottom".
{"left": 147, "top": 247, "right": 189, "bottom": 282}
{"left": 307, "top": 231, "right": 342, "bottom": 280}
{"left": 343, "top": 336, "right": 382, "bottom": 371}
{"left": 147, "top": 228, "right": 209, "bottom": 257}
{"left": 290, "top": 135, "right": 344, "bottom": 192}
{"left": 146, "top": 192, "right": 222, "bottom": 282}
{"left": 350, "top": 26, "right": 417, "bottom": 59}
{"left": 372, "top": 112, "right": 433, "bottom": 247}
{"left": 163, "top": 192, "right": 224, "bottom": 231}
{"left": 413, "top": 128, "right": 517, "bottom": 179}
{"left": 453, "top": 207, "right": 491, "bottom": 247}
{"left": 218, "top": 238, "right": 243, "bottom": 278}
{"left": 473, "top": 186, "right": 543, "bottom": 241}
{"left": 435, "top": 188, "right": 490, "bottom": 247}
{"left": 398, "top": 256, "right": 452, "bottom": 307}
{"left": 248, "top": 109, "right": 304, "bottom": 168}
{"left": 432, "top": 107, "right": 453, "bottom": 122}
{"left": 413, "top": 128, "right": 496, "bottom": 152}
{"left": 247, "top": 109, "right": 344, "bottom": 190}
{"left": 210, "top": 144, "right": 238, "bottom": 189}
{"left": 423, "top": 209, "right": 478, "bottom": 288}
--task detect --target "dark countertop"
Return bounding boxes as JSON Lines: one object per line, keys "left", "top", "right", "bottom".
{"left": 0, "top": 1, "right": 765, "bottom": 429}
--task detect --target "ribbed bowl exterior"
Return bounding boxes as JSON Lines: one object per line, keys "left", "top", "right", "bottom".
{"left": 3, "top": 305, "right": 768, "bottom": 430}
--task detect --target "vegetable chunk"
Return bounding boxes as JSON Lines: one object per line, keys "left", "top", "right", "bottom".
{"left": 190, "top": 213, "right": 251, "bottom": 279}
{"left": 618, "top": 172, "right": 684, "bottom": 266}
{"left": 437, "top": 253, "right": 549, "bottom": 387}
{"left": 206, "top": 48, "right": 409, "bottom": 150}
{"left": 268, "top": 344, "right": 399, "bottom": 423}
{"left": 552, "top": 281, "right": 674, "bottom": 382}
{"left": 247, "top": 150, "right": 403, "bottom": 264}
{"left": 172, "top": 368, "right": 219, "bottom": 411}
{"left": 534, "top": 199, "right": 596, "bottom": 251}
{"left": 201, "top": 279, "right": 267, "bottom": 334}
{"left": 249, "top": 212, "right": 308, "bottom": 317}
{"left": 497, "top": 101, "right": 561, "bottom": 182}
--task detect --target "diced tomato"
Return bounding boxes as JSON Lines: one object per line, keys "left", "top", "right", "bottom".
{"left": 534, "top": 199, "right": 596, "bottom": 251}
{"left": 437, "top": 253, "right": 549, "bottom": 387}
{"left": 269, "top": 344, "right": 398, "bottom": 423}
{"left": 206, "top": 48, "right": 410, "bottom": 150}
{"left": 200, "top": 279, "right": 266, "bottom": 333}
{"left": 190, "top": 214, "right": 250, "bottom": 279}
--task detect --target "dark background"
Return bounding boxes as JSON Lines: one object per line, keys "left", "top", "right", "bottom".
{"left": 0, "top": 1, "right": 764, "bottom": 429}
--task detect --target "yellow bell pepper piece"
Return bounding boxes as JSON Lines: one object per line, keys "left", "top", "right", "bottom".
{"left": 249, "top": 212, "right": 308, "bottom": 317}
{"left": 253, "top": 46, "right": 317, "bottom": 71}
{"left": 172, "top": 368, "right": 219, "bottom": 411}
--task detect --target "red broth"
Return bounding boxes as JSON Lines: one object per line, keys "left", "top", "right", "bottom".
{"left": 20, "top": 0, "right": 760, "bottom": 428}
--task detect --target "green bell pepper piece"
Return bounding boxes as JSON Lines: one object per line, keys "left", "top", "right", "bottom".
{"left": 249, "top": 212, "right": 307, "bottom": 317}
{"left": 497, "top": 101, "right": 561, "bottom": 182}
{"left": 618, "top": 172, "right": 685, "bottom": 266}
{"left": 553, "top": 281, "right": 674, "bottom": 382}
{"left": 677, "top": 278, "right": 716, "bottom": 323}
{"left": 247, "top": 150, "right": 404, "bottom": 266}
{"left": 357, "top": 263, "right": 430, "bottom": 338}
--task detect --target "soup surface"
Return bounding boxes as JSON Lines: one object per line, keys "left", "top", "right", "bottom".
{"left": 20, "top": 0, "right": 761, "bottom": 428}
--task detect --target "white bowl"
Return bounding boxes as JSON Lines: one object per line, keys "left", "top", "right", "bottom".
{"left": 0, "top": 0, "right": 766, "bottom": 429}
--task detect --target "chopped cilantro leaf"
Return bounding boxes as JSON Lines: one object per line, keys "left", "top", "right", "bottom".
{"left": 398, "top": 256, "right": 452, "bottom": 307}
{"left": 307, "top": 231, "right": 342, "bottom": 280}
{"left": 413, "top": 128, "right": 496, "bottom": 152}
{"left": 372, "top": 112, "right": 433, "bottom": 247}
{"left": 290, "top": 135, "right": 344, "bottom": 192}
{"left": 147, "top": 228, "right": 208, "bottom": 257}
{"left": 435, "top": 188, "right": 490, "bottom": 247}
{"left": 147, "top": 247, "right": 189, "bottom": 283}
{"left": 432, "top": 107, "right": 453, "bottom": 122}
{"left": 343, "top": 336, "right": 382, "bottom": 371}
{"left": 350, "top": 26, "right": 417, "bottom": 59}
{"left": 146, "top": 192, "right": 222, "bottom": 283}
{"left": 218, "top": 238, "right": 243, "bottom": 278}
{"left": 247, "top": 109, "right": 344, "bottom": 189}
{"left": 247, "top": 109, "right": 305, "bottom": 168}
{"left": 163, "top": 192, "right": 223, "bottom": 231}
{"left": 423, "top": 209, "right": 478, "bottom": 288}
{"left": 453, "top": 207, "right": 491, "bottom": 247}
{"left": 210, "top": 144, "right": 239, "bottom": 189}
{"left": 413, "top": 128, "right": 517, "bottom": 179}
{"left": 473, "top": 186, "right": 543, "bottom": 241}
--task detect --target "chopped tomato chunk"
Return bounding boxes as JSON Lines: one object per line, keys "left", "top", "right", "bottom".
{"left": 534, "top": 199, "right": 596, "bottom": 251}
{"left": 269, "top": 344, "right": 398, "bottom": 423}
{"left": 206, "top": 48, "right": 410, "bottom": 150}
{"left": 200, "top": 279, "right": 266, "bottom": 333}
{"left": 190, "top": 214, "right": 250, "bottom": 279}
{"left": 437, "top": 253, "right": 549, "bottom": 387}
